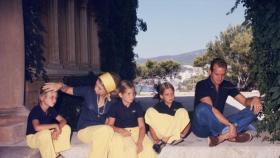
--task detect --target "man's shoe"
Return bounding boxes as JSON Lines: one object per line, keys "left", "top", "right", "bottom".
{"left": 153, "top": 140, "right": 166, "bottom": 154}
{"left": 229, "top": 132, "right": 252, "bottom": 143}
{"left": 208, "top": 136, "right": 219, "bottom": 147}
{"left": 170, "top": 138, "right": 184, "bottom": 146}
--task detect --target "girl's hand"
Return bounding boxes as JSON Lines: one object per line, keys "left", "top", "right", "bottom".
{"left": 120, "top": 129, "right": 131, "bottom": 137}
{"left": 136, "top": 141, "right": 143, "bottom": 153}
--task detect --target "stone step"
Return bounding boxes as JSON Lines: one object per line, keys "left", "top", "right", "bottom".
{"left": 61, "top": 132, "right": 280, "bottom": 158}
{"left": 0, "top": 146, "right": 40, "bottom": 158}
{"left": 0, "top": 121, "right": 26, "bottom": 145}
{"left": 0, "top": 107, "right": 28, "bottom": 145}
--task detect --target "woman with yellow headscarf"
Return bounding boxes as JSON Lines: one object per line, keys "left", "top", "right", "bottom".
{"left": 43, "top": 72, "right": 120, "bottom": 158}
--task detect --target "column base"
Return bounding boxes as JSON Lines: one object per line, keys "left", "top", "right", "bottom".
{"left": 0, "top": 107, "right": 29, "bottom": 145}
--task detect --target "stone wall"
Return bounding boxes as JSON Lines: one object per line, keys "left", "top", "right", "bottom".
{"left": 25, "top": 0, "right": 101, "bottom": 109}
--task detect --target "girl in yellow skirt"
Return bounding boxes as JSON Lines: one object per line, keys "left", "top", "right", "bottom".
{"left": 26, "top": 89, "right": 71, "bottom": 158}
{"left": 107, "top": 80, "right": 156, "bottom": 158}
{"left": 43, "top": 72, "right": 120, "bottom": 158}
{"left": 145, "top": 82, "right": 191, "bottom": 153}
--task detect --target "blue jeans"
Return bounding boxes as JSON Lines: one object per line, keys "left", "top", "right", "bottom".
{"left": 192, "top": 103, "right": 256, "bottom": 138}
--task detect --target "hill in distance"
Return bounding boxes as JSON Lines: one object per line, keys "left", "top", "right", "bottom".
{"left": 136, "top": 49, "right": 206, "bottom": 65}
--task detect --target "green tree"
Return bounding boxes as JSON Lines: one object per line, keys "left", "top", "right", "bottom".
{"left": 194, "top": 25, "right": 253, "bottom": 90}
{"left": 23, "top": 0, "right": 47, "bottom": 82}
{"left": 136, "top": 60, "right": 181, "bottom": 79}
{"left": 136, "top": 64, "right": 148, "bottom": 79}
{"left": 178, "top": 75, "right": 206, "bottom": 92}
{"left": 159, "top": 60, "right": 181, "bottom": 79}
{"left": 231, "top": 0, "right": 280, "bottom": 141}
{"left": 89, "top": 0, "right": 147, "bottom": 80}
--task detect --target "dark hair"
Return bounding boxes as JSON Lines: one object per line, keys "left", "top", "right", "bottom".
{"left": 158, "top": 82, "right": 175, "bottom": 95}
{"left": 118, "top": 80, "right": 135, "bottom": 94}
{"left": 210, "top": 58, "right": 227, "bottom": 71}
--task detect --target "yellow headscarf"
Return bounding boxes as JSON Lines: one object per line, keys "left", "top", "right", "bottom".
{"left": 98, "top": 72, "right": 116, "bottom": 93}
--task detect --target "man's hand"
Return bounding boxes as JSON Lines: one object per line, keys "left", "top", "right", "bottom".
{"left": 228, "top": 123, "right": 237, "bottom": 139}
{"left": 250, "top": 96, "right": 262, "bottom": 114}
{"left": 43, "top": 82, "right": 63, "bottom": 92}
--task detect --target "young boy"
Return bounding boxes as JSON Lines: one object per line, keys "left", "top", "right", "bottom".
{"left": 26, "top": 89, "right": 71, "bottom": 158}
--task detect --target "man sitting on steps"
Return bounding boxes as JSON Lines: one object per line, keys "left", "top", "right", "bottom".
{"left": 192, "top": 58, "right": 262, "bottom": 147}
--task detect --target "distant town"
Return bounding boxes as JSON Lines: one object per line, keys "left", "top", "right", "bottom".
{"left": 135, "top": 49, "right": 208, "bottom": 94}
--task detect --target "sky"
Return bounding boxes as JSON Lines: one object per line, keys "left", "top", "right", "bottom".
{"left": 135, "top": 0, "right": 245, "bottom": 58}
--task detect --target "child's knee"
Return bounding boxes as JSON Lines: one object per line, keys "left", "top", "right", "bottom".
{"left": 145, "top": 108, "right": 157, "bottom": 118}
{"left": 175, "top": 108, "right": 189, "bottom": 118}
{"left": 100, "top": 125, "right": 114, "bottom": 136}
{"left": 37, "top": 130, "right": 52, "bottom": 142}
{"left": 62, "top": 124, "right": 71, "bottom": 133}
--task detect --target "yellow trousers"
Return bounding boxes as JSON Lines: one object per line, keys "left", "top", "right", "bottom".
{"left": 26, "top": 125, "right": 71, "bottom": 158}
{"left": 77, "top": 125, "right": 114, "bottom": 158}
{"left": 109, "top": 127, "right": 156, "bottom": 158}
{"left": 145, "top": 108, "right": 190, "bottom": 143}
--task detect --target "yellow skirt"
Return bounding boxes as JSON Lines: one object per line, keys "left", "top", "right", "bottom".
{"left": 109, "top": 127, "right": 156, "bottom": 158}
{"left": 26, "top": 124, "right": 71, "bottom": 158}
{"left": 145, "top": 108, "right": 190, "bottom": 143}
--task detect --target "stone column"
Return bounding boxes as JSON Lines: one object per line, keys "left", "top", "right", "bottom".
{"left": 0, "top": 0, "right": 28, "bottom": 145}
{"left": 47, "top": 0, "right": 61, "bottom": 67}
{"left": 79, "top": 0, "right": 89, "bottom": 68}
{"left": 65, "top": 0, "right": 76, "bottom": 67}
{"left": 89, "top": 14, "right": 100, "bottom": 71}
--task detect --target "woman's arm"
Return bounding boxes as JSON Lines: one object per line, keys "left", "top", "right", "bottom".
{"left": 32, "top": 119, "right": 60, "bottom": 132}
{"left": 43, "top": 82, "right": 74, "bottom": 95}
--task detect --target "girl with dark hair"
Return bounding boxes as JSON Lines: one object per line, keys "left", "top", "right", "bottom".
{"left": 145, "top": 82, "right": 191, "bottom": 153}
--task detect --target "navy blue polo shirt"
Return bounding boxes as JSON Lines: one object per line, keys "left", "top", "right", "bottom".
{"left": 108, "top": 101, "right": 144, "bottom": 128}
{"left": 153, "top": 101, "right": 184, "bottom": 116}
{"left": 194, "top": 77, "right": 239, "bottom": 113}
{"left": 73, "top": 86, "right": 114, "bottom": 130}
{"left": 26, "top": 105, "right": 58, "bottom": 135}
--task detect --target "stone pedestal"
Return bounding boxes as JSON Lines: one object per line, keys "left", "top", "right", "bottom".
{"left": 0, "top": 0, "right": 28, "bottom": 145}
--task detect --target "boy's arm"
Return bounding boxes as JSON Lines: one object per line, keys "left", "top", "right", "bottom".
{"left": 55, "top": 114, "right": 67, "bottom": 129}
{"left": 32, "top": 119, "right": 59, "bottom": 132}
